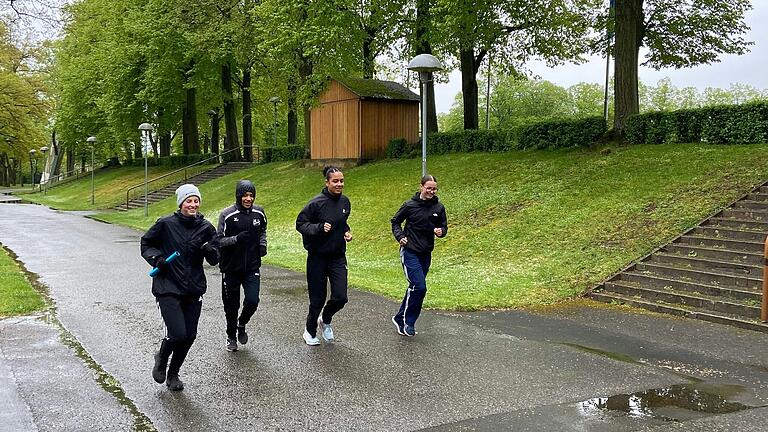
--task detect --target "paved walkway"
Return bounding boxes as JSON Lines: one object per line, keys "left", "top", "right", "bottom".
{"left": 1, "top": 204, "right": 768, "bottom": 431}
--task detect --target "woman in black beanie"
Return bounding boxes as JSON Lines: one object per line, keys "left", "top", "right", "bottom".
{"left": 296, "top": 166, "right": 353, "bottom": 345}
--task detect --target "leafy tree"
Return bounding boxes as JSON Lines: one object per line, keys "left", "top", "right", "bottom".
{"left": 434, "top": 0, "right": 599, "bottom": 130}
{"left": 612, "top": 0, "right": 753, "bottom": 134}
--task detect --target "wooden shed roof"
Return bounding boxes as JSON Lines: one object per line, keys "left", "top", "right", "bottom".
{"left": 336, "top": 78, "right": 420, "bottom": 102}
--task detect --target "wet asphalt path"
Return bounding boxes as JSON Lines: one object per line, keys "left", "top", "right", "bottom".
{"left": 1, "top": 204, "right": 768, "bottom": 431}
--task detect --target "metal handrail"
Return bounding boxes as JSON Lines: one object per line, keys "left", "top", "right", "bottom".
{"left": 124, "top": 147, "right": 245, "bottom": 210}
{"left": 762, "top": 235, "right": 768, "bottom": 322}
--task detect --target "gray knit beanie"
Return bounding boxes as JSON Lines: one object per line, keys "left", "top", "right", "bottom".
{"left": 176, "top": 184, "right": 201, "bottom": 207}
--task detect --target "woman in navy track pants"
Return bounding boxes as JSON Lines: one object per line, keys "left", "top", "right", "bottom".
{"left": 390, "top": 175, "right": 448, "bottom": 337}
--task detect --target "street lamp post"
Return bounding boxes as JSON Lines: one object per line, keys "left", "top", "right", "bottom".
{"left": 138, "top": 123, "right": 154, "bottom": 217}
{"left": 87, "top": 136, "right": 97, "bottom": 205}
{"left": 407, "top": 54, "right": 443, "bottom": 177}
{"left": 269, "top": 97, "right": 280, "bottom": 149}
{"left": 28, "top": 149, "right": 36, "bottom": 190}
{"left": 40, "top": 146, "right": 49, "bottom": 195}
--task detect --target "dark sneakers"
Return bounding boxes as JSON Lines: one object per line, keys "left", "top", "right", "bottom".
{"left": 391, "top": 316, "right": 405, "bottom": 336}
{"left": 166, "top": 373, "right": 184, "bottom": 391}
{"left": 226, "top": 338, "right": 238, "bottom": 352}
{"left": 237, "top": 326, "right": 248, "bottom": 345}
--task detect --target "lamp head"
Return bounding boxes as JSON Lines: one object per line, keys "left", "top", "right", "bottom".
{"left": 207, "top": 109, "right": 217, "bottom": 117}
{"left": 138, "top": 123, "right": 154, "bottom": 132}
{"left": 87, "top": 136, "right": 97, "bottom": 144}
{"left": 40, "top": 146, "right": 49, "bottom": 153}
{"left": 407, "top": 54, "right": 443, "bottom": 73}
{"left": 269, "top": 96, "right": 281, "bottom": 104}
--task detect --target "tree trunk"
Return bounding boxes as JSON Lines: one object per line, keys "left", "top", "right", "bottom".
{"left": 157, "top": 107, "right": 172, "bottom": 157}
{"left": 242, "top": 69, "right": 253, "bottom": 162}
{"left": 66, "top": 148, "right": 74, "bottom": 173}
{"left": 221, "top": 63, "right": 241, "bottom": 161}
{"left": 211, "top": 109, "right": 220, "bottom": 154}
{"left": 415, "top": 0, "right": 438, "bottom": 134}
{"left": 1, "top": 152, "right": 8, "bottom": 186}
{"left": 298, "top": 54, "right": 313, "bottom": 149}
{"left": 363, "top": 29, "right": 376, "bottom": 79}
{"left": 187, "top": 87, "right": 200, "bottom": 154}
{"left": 182, "top": 105, "right": 190, "bottom": 155}
{"left": 613, "top": 0, "right": 644, "bottom": 136}
{"left": 287, "top": 77, "right": 298, "bottom": 145}
{"left": 460, "top": 48, "right": 479, "bottom": 130}
{"left": 133, "top": 139, "right": 142, "bottom": 159}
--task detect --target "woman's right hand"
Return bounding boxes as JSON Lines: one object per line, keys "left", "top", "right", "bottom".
{"left": 399, "top": 237, "right": 408, "bottom": 246}
{"left": 323, "top": 222, "right": 332, "bottom": 233}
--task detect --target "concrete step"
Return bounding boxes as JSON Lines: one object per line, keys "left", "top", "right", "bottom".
{"left": 706, "top": 217, "right": 768, "bottom": 232}
{"left": 603, "top": 280, "right": 760, "bottom": 318}
{"left": 733, "top": 200, "right": 768, "bottom": 211}
{"left": 693, "top": 226, "right": 767, "bottom": 242}
{"left": 649, "top": 252, "right": 762, "bottom": 277}
{"left": 747, "top": 193, "right": 768, "bottom": 202}
{"left": 675, "top": 235, "right": 764, "bottom": 253}
{"left": 615, "top": 272, "right": 760, "bottom": 302}
{"left": 720, "top": 208, "right": 768, "bottom": 222}
{"left": 634, "top": 262, "right": 761, "bottom": 290}
{"left": 661, "top": 244, "right": 763, "bottom": 266}
{"left": 587, "top": 291, "right": 768, "bottom": 333}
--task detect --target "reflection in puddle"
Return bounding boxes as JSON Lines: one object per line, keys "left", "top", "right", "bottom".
{"left": 577, "top": 384, "right": 752, "bottom": 422}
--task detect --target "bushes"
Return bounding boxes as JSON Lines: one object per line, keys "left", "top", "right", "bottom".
{"left": 122, "top": 154, "right": 216, "bottom": 167}
{"left": 260, "top": 145, "right": 306, "bottom": 163}
{"left": 384, "top": 116, "right": 605, "bottom": 158}
{"left": 625, "top": 101, "right": 768, "bottom": 144}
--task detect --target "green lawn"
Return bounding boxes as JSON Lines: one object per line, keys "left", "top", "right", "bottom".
{"left": 22, "top": 164, "right": 212, "bottom": 210}
{"left": 0, "top": 246, "right": 45, "bottom": 316}
{"left": 94, "top": 143, "right": 768, "bottom": 310}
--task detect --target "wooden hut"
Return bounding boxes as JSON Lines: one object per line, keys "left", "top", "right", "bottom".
{"left": 310, "top": 78, "right": 420, "bottom": 161}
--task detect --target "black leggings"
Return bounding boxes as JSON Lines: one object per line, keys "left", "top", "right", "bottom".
{"left": 305, "top": 253, "right": 348, "bottom": 336}
{"left": 156, "top": 294, "right": 202, "bottom": 343}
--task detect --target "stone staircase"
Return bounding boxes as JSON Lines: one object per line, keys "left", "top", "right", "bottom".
{"left": 115, "top": 162, "right": 252, "bottom": 211}
{"left": 589, "top": 181, "right": 768, "bottom": 332}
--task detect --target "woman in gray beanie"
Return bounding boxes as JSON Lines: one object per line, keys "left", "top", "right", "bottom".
{"left": 140, "top": 184, "right": 219, "bottom": 391}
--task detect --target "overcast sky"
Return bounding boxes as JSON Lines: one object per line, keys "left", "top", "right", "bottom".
{"left": 431, "top": 1, "right": 768, "bottom": 114}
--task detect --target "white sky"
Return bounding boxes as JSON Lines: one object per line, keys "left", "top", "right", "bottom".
{"left": 432, "top": 1, "right": 768, "bottom": 114}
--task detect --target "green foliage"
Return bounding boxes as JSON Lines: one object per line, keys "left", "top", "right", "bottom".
{"left": 260, "top": 145, "right": 306, "bottom": 163}
{"left": 517, "top": 117, "right": 606, "bottom": 150}
{"left": 94, "top": 144, "right": 768, "bottom": 309}
{"left": 625, "top": 102, "right": 768, "bottom": 145}
{"left": 122, "top": 154, "right": 218, "bottom": 168}
{"left": 385, "top": 138, "right": 407, "bottom": 159}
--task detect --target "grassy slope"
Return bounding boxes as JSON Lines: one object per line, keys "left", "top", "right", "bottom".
{"left": 94, "top": 143, "right": 768, "bottom": 310}
{"left": 23, "top": 165, "right": 211, "bottom": 210}
{"left": 0, "top": 246, "right": 45, "bottom": 316}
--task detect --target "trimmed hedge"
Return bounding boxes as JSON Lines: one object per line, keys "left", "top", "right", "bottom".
{"left": 625, "top": 101, "right": 768, "bottom": 145}
{"left": 396, "top": 116, "right": 606, "bottom": 158}
{"left": 260, "top": 145, "right": 306, "bottom": 163}
{"left": 386, "top": 138, "right": 419, "bottom": 158}
{"left": 123, "top": 154, "right": 216, "bottom": 167}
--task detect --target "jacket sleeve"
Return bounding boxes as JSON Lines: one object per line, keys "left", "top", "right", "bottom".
{"left": 296, "top": 201, "right": 322, "bottom": 236}
{"left": 203, "top": 223, "right": 219, "bottom": 266}
{"left": 390, "top": 202, "right": 408, "bottom": 241}
{"left": 436, "top": 206, "right": 448, "bottom": 238}
{"left": 217, "top": 211, "right": 238, "bottom": 248}
{"left": 260, "top": 211, "right": 268, "bottom": 248}
{"left": 345, "top": 199, "right": 351, "bottom": 233}
{"left": 140, "top": 219, "right": 164, "bottom": 266}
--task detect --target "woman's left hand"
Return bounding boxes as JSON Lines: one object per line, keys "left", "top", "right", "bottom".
{"left": 433, "top": 228, "right": 443, "bottom": 237}
{"left": 344, "top": 231, "right": 353, "bottom": 242}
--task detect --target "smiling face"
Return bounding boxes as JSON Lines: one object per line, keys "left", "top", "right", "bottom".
{"left": 420, "top": 180, "right": 438, "bottom": 200}
{"left": 240, "top": 192, "right": 254, "bottom": 209}
{"left": 180, "top": 196, "right": 200, "bottom": 216}
{"left": 325, "top": 171, "right": 345, "bottom": 195}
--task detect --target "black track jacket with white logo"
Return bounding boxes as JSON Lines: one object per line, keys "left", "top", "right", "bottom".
{"left": 296, "top": 187, "right": 351, "bottom": 256}
{"left": 216, "top": 203, "right": 267, "bottom": 273}
{"left": 391, "top": 192, "right": 448, "bottom": 254}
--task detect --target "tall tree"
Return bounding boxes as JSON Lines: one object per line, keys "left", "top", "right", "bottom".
{"left": 612, "top": 0, "right": 752, "bottom": 135}
{"left": 435, "top": 0, "right": 598, "bottom": 130}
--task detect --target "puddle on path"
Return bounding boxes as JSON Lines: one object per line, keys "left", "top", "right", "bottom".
{"left": 5, "top": 245, "right": 156, "bottom": 432}
{"left": 576, "top": 383, "right": 753, "bottom": 422}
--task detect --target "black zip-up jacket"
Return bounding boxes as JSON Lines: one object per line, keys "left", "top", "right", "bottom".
{"left": 216, "top": 203, "right": 267, "bottom": 273}
{"left": 141, "top": 212, "right": 219, "bottom": 297}
{"left": 391, "top": 192, "right": 448, "bottom": 254}
{"left": 296, "top": 187, "right": 351, "bottom": 256}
